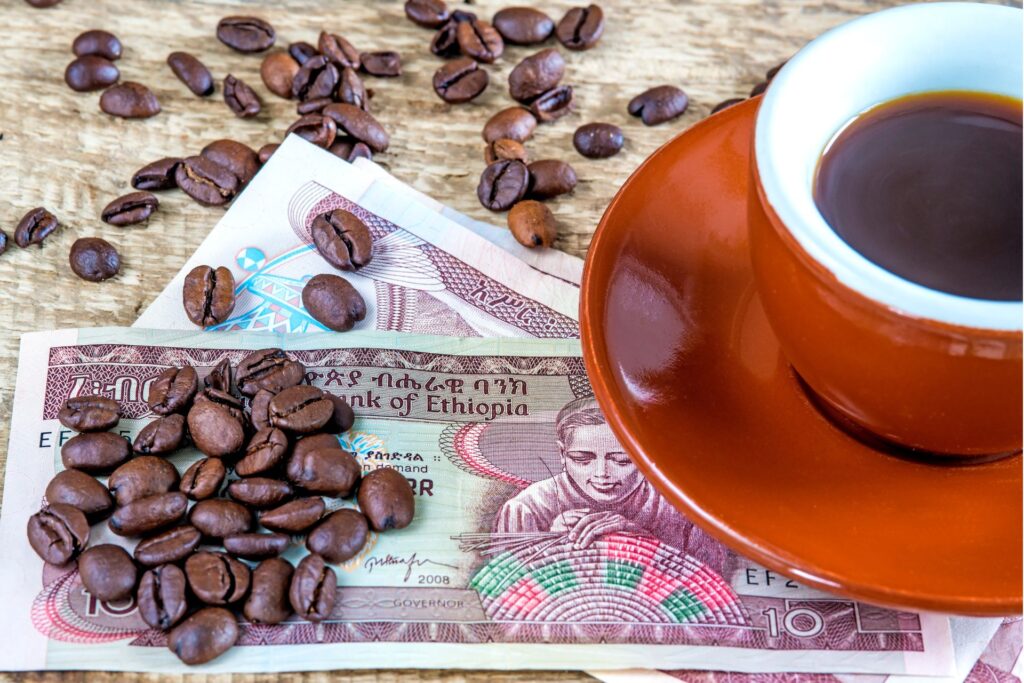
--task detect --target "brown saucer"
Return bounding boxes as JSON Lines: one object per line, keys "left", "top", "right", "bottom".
{"left": 580, "top": 97, "right": 1022, "bottom": 615}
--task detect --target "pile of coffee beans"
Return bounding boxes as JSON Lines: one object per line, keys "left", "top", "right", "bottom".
{"left": 28, "top": 348, "right": 415, "bottom": 665}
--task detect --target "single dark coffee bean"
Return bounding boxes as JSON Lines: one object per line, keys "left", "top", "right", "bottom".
{"left": 258, "top": 143, "right": 279, "bottom": 164}
{"left": 711, "top": 97, "right": 744, "bottom": 115}
{"left": 137, "top": 564, "right": 187, "bottom": 630}
{"left": 508, "top": 48, "right": 564, "bottom": 103}
{"left": 109, "top": 492, "right": 188, "bottom": 537}
{"left": 493, "top": 7, "right": 554, "bottom": 45}
{"left": 100, "top": 82, "right": 160, "bottom": 118}
{"left": 483, "top": 107, "right": 537, "bottom": 143}
{"left": 573, "top": 122, "right": 623, "bottom": 158}
{"left": 182, "top": 265, "right": 235, "bottom": 328}
{"left": 223, "top": 532, "right": 290, "bottom": 560}
{"left": 27, "top": 504, "right": 89, "bottom": 565}
{"left": 205, "top": 357, "right": 232, "bottom": 393}
{"left": 45, "top": 469, "right": 113, "bottom": 521}
{"left": 73, "top": 30, "right": 122, "bottom": 60}
{"left": 292, "top": 55, "right": 339, "bottom": 102}
{"left": 58, "top": 395, "right": 120, "bottom": 432}
{"left": 236, "top": 427, "right": 289, "bottom": 476}
{"left": 61, "top": 432, "right": 131, "bottom": 474}
{"left": 187, "top": 403, "right": 245, "bottom": 458}
{"left": 457, "top": 18, "right": 504, "bottom": 63}
{"left": 244, "top": 557, "right": 294, "bottom": 624}
{"left": 477, "top": 159, "right": 529, "bottom": 211}
{"left": 134, "top": 525, "right": 201, "bottom": 566}
{"left": 293, "top": 433, "right": 342, "bottom": 461}
{"left": 65, "top": 55, "right": 119, "bottom": 92}
{"left": 175, "top": 156, "right": 239, "bottom": 206}
{"left": 227, "top": 477, "right": 293, "bottom": 509}
{"left": 147, "top": 366, "right": 198, "bottom": 415}
{"left": 236, "top": 349, "right": 305, "bottom": 397}
{"left": 429, "top": 20, "right": 461, "bottom": 58}
{"left": 269, "top": 385, "right": 333, "bottom": 434}
{"left": 289, "top": 554, "right": 336, "bottom": 622}
{"left": 286, "top": 114, "right": 337, "bottom": 149}
{"left": 167, "top": 52, "right": 214, "bottom": 97}
{"left": 360, "top": 51, "right": 401, "bottom": 77}
{"left": 286, "top": 447, "right": 361, "bottom": 497}
{"left": 217, "top": 16, "right": 275, "bottom": 53}
{"left": 224, "top": 74, "right": 261, "bottom": 118}
{"left": 405, "top": 0, "right": 450, "bottom": 28}
{"left": 310, "top": 208, "right": 374, "bottom": 271}
{"left": 261, "top": 51, "right": 300, "bottom": 99}
{"left": 78, "top": 544, "right": 137, "bottom": 602}
{"left": 527, "top": 159, "right": 577, "bottom": 199}
{"left": 319, "top": 31, "right": 360, "bottom": 70}
{"left": 193, "top": 388, "right": 246, "bottom": 429}
{"left": 69, "top": 238, "right": 120, "bottom": 283}
{"left": 201, "top": 139, "right": 260, "bottom": 185}
{"left": 328, "top": 140, "right": 373, "bottom": 162}
{"left": 358, "top": 467, "right": 416, "bottom": 531}
{"left": 530, "top": 85, "right": 574, "bottom": 122}
{"left": 556, "top": 4, "right": 604, "bottom": 50}
{"left": 749, "top": 81, "right": 768, "bottom": 97}
{"left": 180, "top": 457, "right": 227, "bottom": 500}
{"left": 14, "top": 207, "right": 59, "bottom": 248}
{"left": 322, "top": 103, "right": 389, "bottom": 153}
{"left": 628, "top": 85, "right": 689, "bottom": 125}
{"left": 508, "top": 199, "right": 558, "bottom": 248}
{"left": 108, "top": 456, "right": 180, "bottom": 506}
{"left": 249, "top": 389, "right": 274, "bottom": 431}
{"left": 324, "top": 394, "right": 355, "bottom": 434}
{"left": 302, "top": 273, "right": 367, "bottom": 333}
{"left": 190, "top": 499, "right": 252, "bottom": 539}
{"left": 131, "top": 157, "right": 180, "bottom": 191}
{"left": 167, "top": 607, "right": 239, "bottom": 665}
{"left": 259, "top": 496, "right": 325, "bottom": 533}
{"left": 485, "top": 138, "right": 528, "bottom": 165}
{"left": 289, "top": 41, "right": 318, "bottom": 65}
{"left": 101, "top": 191, "right": 158, "bottom": 226}
{"left": 185, "top": 552, "right": 251, "bottom": 605}
{"left": 307, "top": 508, "right": 369, "bottom": 563}
{"left": 134, "top": 414, "right": 186, "bottom": 455}
{"left": 433, "top": 57, "right": 488, "bottom": 103}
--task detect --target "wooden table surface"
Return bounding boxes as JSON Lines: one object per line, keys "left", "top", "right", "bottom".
{"left": 0, "top": 0, "right": 1014, "bottom": 680}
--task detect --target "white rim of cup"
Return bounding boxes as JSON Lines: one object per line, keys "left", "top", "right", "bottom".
{"left": 755, "top": 2, "right": 1023, "bottom": 333}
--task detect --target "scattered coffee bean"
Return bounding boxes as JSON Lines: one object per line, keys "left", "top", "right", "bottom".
{"left": 131, "top": 157, "right": 180, "bottom": 191}
{"left": 223, "top": 532, "right": 290, "bottom": 560}
{"left": 180, "top": 457, "right": 227, "bottom": 500}
{"left": 236, "top": 349, "right": 305, "bottom": 396}
{"left": 711, "top": 97, "right": 744, "bottom": 114}
{"left": 483, "top": 107, "right": 537, "bottom": 143}
{"left": 319, "top": 31, "right": 360, "bottom": 70}
{"left": 328, "top": 139, "right": 373, "bottom": 162}
{"left": 61, "top": 432, "right": 131, "bottom": 474}
{"left": 134, "top": 525, "right": 202, "bottom": 566}
{"left": 108, "top": 456, "right": 180, "bottom": 506}
{"left": 186, "top": 551, "right": 251, "bottom": 604}
{"left": 249, "top": 389, "right": 274, "bottom": 431}
{"left": 224, "top": 74, "right": 261, "bottom": 118}
{"left": 235, "top": 427, "right": 288, "bottom": 477}
{"left": 137, "top": 564, "right": 187, "bottom": 630}
{"left": 195, "top": 387, "right": 246, "bottom": 428}
{"left": 484, "top": 138, "right": 528, "bottom": 165}
{"left": 358, "top": 467, "right": 416, "bottom": 531}
{"left": 750, "top": 81, "right": 768, "bottom": 97}
{"left": 188, "top": 402, "right": 246, "bottom": 458}
{"left": 148, "top": 366, "right": 199, "bottom": 415}
{"left": 324, "top": 395, "right": 355, "bottom": 434}
{"left": 182, "top": 265, "right": 235, "bottom": 328}
{"left": 227, "top": 477, "right": 293, "bottom": 509}
{"left": 269, "top": 385, "right": 334, "bottom": 434}
{"left": 289, "top": 554, "right": 336, "bottom": 622}
{"left": 258, "top": 143, "right": 279, "bottom": 164}
{"left": 58, "top": 395, "right": 120, "bottom": 432}
{"left": 78, "top": 544, "right": 137, "bottom": 602}
{"left": 508, "top": 48, "right": 565, "bottom": 103}
{"left": 134, "top": 414, "right": 186, "bottom": 455}
{"left": 64, "top": 55, "right": 119, "bottom": 92}
{"left": 477, "top": 159, "right": 529, "bottom": 211}
{"left": 573, "top": 122, "right": 623, "bottom": 158}
{"left": 310, "top": 208, "right": 374, "bottom": 271}
{"left": 101, "top": 191, "right": 158, "bottom": 226}
{"left": 337, "top": 67, "right": 369, "bottom": 111}
{"left": 530, "top": 85, "right": 574, "bottom": 122}
{"left": 100, "top": 82, "right": 161, "bottom": 118}
{"left": 244, "top": 557, "right": 294, "bottom": 624}
{"left": 201, "top": 139, "right": 260, "bottom": 185}
{"left": 27, "top": 503, "right": 89, "bottom": 564}
{"left": 527, "top": 159, "right": 577, "bottom": 199}
{"left": 292, "top": 54, "right": 339, "bottom": 101}
{"left": 405, "top": 0, "right": 450, "bottom": 28}
{"left": 261, "top": 51, "right": 300, "bottom": 99}
{"left": 508, "top": 199, "right": 558, "bottom": 248}
{"left": 286, "top": 114, "right": 337, "bottom": 148}
{"left": 286, "top": 446, "right": 361, "bottom": 497}
{"left": 292, "top": 433, "right": 342, "bottom": 461}
{"left": 72, "top": 30, "right": 122, "bottom": 60}
{"left": 167, "top": 52, "right": 214, "bottom": 97}
{"left": 259, "top": 496, "right": 326, "bottom": 534}
{"left": 323, "top": 103, "right": 389, "bottom": 152}
{"left": 556, "top": 4, "right": 605, "bottom": 50}
{"left": 26, "top": 0, "right": 64, "bottom": 7}
{"left": 14, "top": 207, "right": 59, "bottom": 248}
{"left": 69, "top": 238, "right": 121, "bottom": 282}
{"left": 109, "top": 492, "right": 188, "bottom": 537}
{"left": 433, "top": 57, "right": 488, "bottom": 103}
{"left": 457, "top": 18, "right": 504, "bottom": 63}
{"left": 360, "top": 51, "right": 401, "bottom": 77}
{"left": 45, "top": 469, "right": 113, "bottom": 521}
{"left": 302, "top": 273, "right": 367, "bottom": 332}
{"left": 167, "top": 607, "right": 239, "bottom": 665}
{"left": 288, "top": 41, "right": 318, "bottom": 65}
{"left": 628, "top": 85, "right": 689, "bottom": 125}
{"left": 493, "top": 7, "right": 554, "bottom": 45}
{"left": 175, "top": 155, "right": 239, "bottom": 206}
{"left": 190, "top": 499, "right": 252, "bottom": 539}
{"left": 307, "top": 508, "right": 368, "bottom": 563}
{"left": 429, "top": 21, "right": 461, "bottom": 58}
{"left": 217, "top": 16, "right": 275, "bottom": 53}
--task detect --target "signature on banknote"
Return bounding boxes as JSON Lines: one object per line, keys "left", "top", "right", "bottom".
{"left": 364, "top": 553, "right": 458, "bottom": 582}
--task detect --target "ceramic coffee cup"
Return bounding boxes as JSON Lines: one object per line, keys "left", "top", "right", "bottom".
{"left": 747, "top": 2, "right": 1022, "bottom": 457}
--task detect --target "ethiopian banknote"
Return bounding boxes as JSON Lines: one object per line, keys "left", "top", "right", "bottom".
{"left": 0, "top": 328, "right": 955, "bottom": 674}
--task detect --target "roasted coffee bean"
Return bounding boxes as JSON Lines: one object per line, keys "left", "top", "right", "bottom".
{"left": 175, "top": 156, "right": 239, "bottom": 206}
{"left": 429, "top": 20, "right": 461, "bottom": 58}
{"left": 286, "top": 447, "right": 361, "bottom": 497}
{"left": 360, "top": 51, "right": 401, "bottom": 77}
{"left": 261, "top": 51, "right": 300, "bottom": 99}
{"left": 167, "top": 52, "right": 214, "bottom": 97}
{"left": 258, "top": 143, "right": 279, "bottom": 164}
{"left": 217, "top": 16, "right": 275, "bottom": 53}
{"left": 101, "top": 191, "right": 158, "bottom": 226}
{"left": 297, "top": 96, "right": 333, "bottom": 115}
{"left": 26, "top": 0, "right": 64, "bottom": 7}
{"left": 227, "top": 477, "right": 293, "bottom": 509}
{"left": 573, "top": 122, "right": 623, "bottom": 158}
{"left": 236, "top": 427, "right": 289, "bottom": 476}
{"left": 190, "top": 499, "right": 252, "bottom": 539}
{"left": 224, "top": 74, "right": 261, "bottom": 118}
{"left": 628, "top": 85, "right": 689, "bottom": 125}
{"left": 137, "top": 564, "right": 187, "bottom": 630}
{"left": 269, "top": 386, "right": 333, "bottom": 434}
{"left": 337, "top": 67, "right": 369, "bottom": 111}
{"left": 483, "top": 107, "right": 537, "bottom": 143}
{"left": 201, "top": 139, "right": 260, "bottom": 185}
{"left": 147, "top": 366, "right": 198, "bottom": 415}
{"left": 185, "top": 551, "right": 251, "bottom": 604}
{"left": 244, "top": 557, "right": 294, "bottom": 624}
{"left": 302, "top": 273, "right": 367, "bottom": 332}
{"left": 100, "top": 82, "right": 160, "bottom": 118}
{"left": 134, "top": 525, "right": 202, "bottom": 566}
{"left": 310, "top": 208, "right": 374, "bottom": 271}
{"left": 324, "top": 395, "right": 355, "bottom": 434}
{"left": 457, "top": 18, "right": 503, "bottom": 63}
{"left": 749, "top": 81, "right": 768, "bottom": 97}
{"left": 307, "top": 508, "right": 369, "bottom": 563}
{"left": 249, "top": 389, "right": 274, "bottom": 431}
{"left": 167, "top": 607, "right": 239, "bottom": 665}
{"left": 206, "top": 357, "right": 232, "bottom": 393}
{"left": 78, "top": 544, "right": 137, "bottom": 602}
{"left": 405, "top": 0, "right": 450, "bottom": 28}
{"left": 292, "top": 55, "right": 339, "bottom": 101}
{"left": 556, "top": 4, "right": 604, "bottom": 50}
{"left": 358, "top": 467, "right": 416, "bottom": 531}
{"left": 14, "top": 207, "right": 59, "bottom": 248}
{"left": 477, "top": 159, "right": 529, "bottom": 211}
{"left": 45, "top": 469, "right": 113, "bottom": 521}
{"left": 236, "top": 349, "right": 305, "bottom": 396}
{"left": 27, "top": 504, "right": 89, "bottom": 565}
{"left": 286, "top": 114, "right": 337, "bottom": 149}
{"left": 322, "top": 103, "right": 389, "bottom": 153}
{"left": 194, "top": 389, "right": 245, "bottom": 429}
{"left": 292, "top": 433, "right": 341, "bottom": 460}
{"left": 508, "top": 199, "right": 557, "bottom": 248}
{"left": 180, "top": 458, "right": 227, "bottom": 500}
{"left": 328, "top": 139, "right": 373, "bottom": 162}
{"left": 485, "top": 138, "right": 528, "bottom": 165}
{"left": 131, "top": 157, "right": 180, "bottom": 191}
{"left": 289, "top": 554, "right": 336, "bottom": 622}
{"left": 433, "top": 57, "right": 488, "bottom": 103}
{"left": 134, "top": 414, "right": 187, "bottom": 455}
{"left": 223, "top": 532, "right": 290, "bottom": 560}
{"left": 711, "top": 97, "right": 744, "bottom": 115}
{"left": 73, "top": 30, "right": 122, "bottom": 60}
{"left": 108, "top": 456, "right": 180, "bottom": 506}
{"left": 58, "top": 395, "right": 120, "bottom": 432}
{"left": 766, "top": 61, "right": 787, "bottom": 81}
{"left": 110, "top": 492, "right": 188, "bottom": 537}
{"left": 61, "top": 432, "right": 131, "bottom": 474}
{"left": 530, "top": 85, "right": 574, "bottom": 122}
{"left": 70, "top": 238, "right": 120, "bottom": 282}
{"left": 493, "top": 7, "right": 554, "bottom": 45}
{"left": 318, "top": 31, "right": 360, "bottom": 70}
{"left": 182, "top": 265, "right": 235, "bottom": 328}
{"left": 508, "top": 48, "right": 564, "bottom": 103}
{"left": 527, "top": 159, "right": 577, "bottom": 199}
{"left": 187, "top": 403, "right": 245, "bottom": 458}
{"left": 289, "top": 41, "right": 318, "bottom": 65}
{"left": 259, "top": 496, "right": 325, "bottom": 533}
{"left": 64, "top": 55, "right": 119, "bottom": 92}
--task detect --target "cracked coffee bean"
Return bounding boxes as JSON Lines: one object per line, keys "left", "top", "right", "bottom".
{"left": 73, "top": 30, "right": 122, "bottom": 60}
{"left": 628, "top": 85, "right": 689, "bottom": 125}
{"left": 180, "top": 457, "right": 227, "bottom": 500}
{"left": 319, "top": 31, "right": 360, "bottom": 70}
{"left": 288, "top": 41, "right": 318, "bottom": 65}
{"left": 310, "top": 208, "right": 374, "bottom": 271}
{"left": 456, "top": 18, "right": 503, "bottom": 63}
{"left": 485, "top": 138, "right": 528, "bottom": 165}
{"left": 14, "top": 207, "right": 59, "bottom": 248}
{"left": 100, "top": 82, "right": 161, "bottom": 118}
{"left": 147, "top": 366, "right": 198, "bottom": 415}
{"left": 289, "top": 553, "right": 336, "bottom": 622}
{"left": 337, "top": 67, "right": 369, "bottom": 111}
{"left": 235, "top": 349, "right": 305, "bottom": 396}
{"left": 109, "top": 492, "right": 189, "bottom": 537}
{"left": 508, "top": 199, "right": 558, "bottom": 248}
{"left": 556, "top": 4, "right": 605, "bottom": 50}
{"left": 224, "top": 74, "right": 261, "bottom": 118}
{"left": 206, "top": 357, "right": 232, "bottom": 393}
{"left": 530, "top": 85, "right": 574, "bottom": 122}
{"left": 433, "top": 57, "right": 488, "bottom": 103}
{"left": 429, "top": 20, "right": 461, "bottom": 58}
{"left": 477, "top": 159, "right": 529, "bottom": 211}
{"left": 78, "top": 544, "right": 137, "bottom": 602}
{"left": 201, "top": 139, "right": 260, "bottom": 185}
{"left": 134, "top": 525, "right": 202, "bottom": 566}
{"left": 217, "top": 16, "right": 275, "bottom": 53}
{"left": 175, "top": 155, "right": 239, "bottom": 206}
{"left": 182, "top": 265, "right": 235, "bottom": 328}
{"left": 302, "top": 273, "right": 366, "bottom": 332}
{"left": 70, "top": 238, "right": 121, "bottom": 282}
{"left": 185, "top": 551, "right": 251, "bottom": 604}
{"left": 269, "top": 385, "right": 334, "bottom": 434}
{"left": 137, "top": 564, "right": 187, "bottom": 630}
{"left": 101, "top": 191, "right": 158, "bottom": 226}
{"left": 133, "top": 414, "right": 186, "bottom": 455}
{"left": 236, "top": 427, "right": 289, "bottom": 476}
{"left": 167, "top": 52, "right": 214, "bottom": 97}
{"left": 249, "top": 389, "right": 274, "bottom": 431}
{"left": 322, "top": 103, "right": 389, "bottom": 152}
{"left": 167, "top": 607, "right": 238, "bottom": 665}
{"left": 27, "top": 503, "right": 89, "bottom": 565}
{"left": 45, "top": 470, "right": 113, "bottom": 521}
{"left": 131, "top": 157, "right": 180, "bottom": 191}
{"left": 286, "top": 114, "right": 337, "bottom": 148}
{"left": 65, "top": 55, "right": 119, "bottom": 92}
{"left": 292, "top": 55, "right": 339, "bottom": 101}
{"left": 108, "top": 456, "right": 180, "bottom": 506}
{"left": 58, "top": 395, "right": 120, "bottom": 432}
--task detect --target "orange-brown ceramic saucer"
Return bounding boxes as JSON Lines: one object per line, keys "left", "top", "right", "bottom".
{"left": 580, "top": 97, "right": 1022, "bottom": 616}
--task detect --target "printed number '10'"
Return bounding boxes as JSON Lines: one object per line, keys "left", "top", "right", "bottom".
{"left": 762, "top": 607, "right": 825, "bottom": 638}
